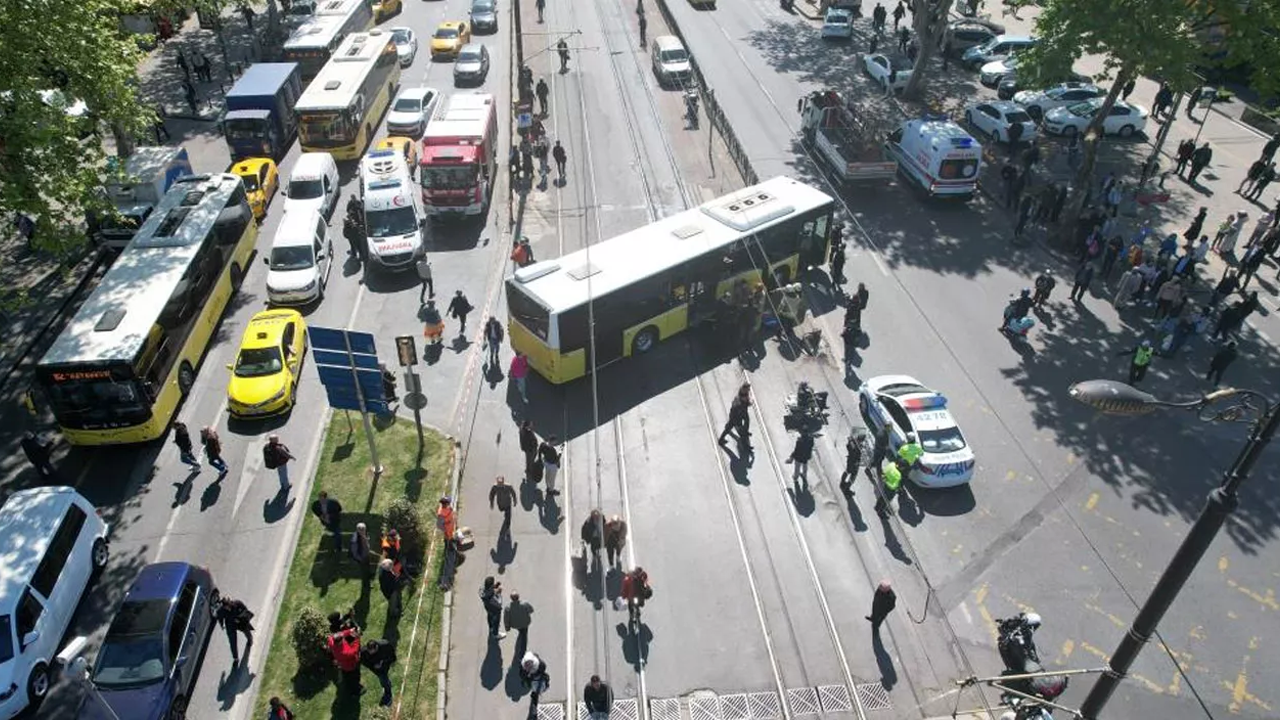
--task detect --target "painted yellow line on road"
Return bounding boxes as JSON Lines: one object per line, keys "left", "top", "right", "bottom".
{"left": 1054, "top": 639, "right": 1074, "bottom": 665}
{"left": 1084, "top": 492, "right": 1099, "bottom": 511}
{"left": 1084, "top": 602, "right": 1127, "bottom": 629}
{"left": 1224, "top": 578, "right": 1280, "bottom": 611}
{"left": 1225, "top": 646, "right": 1273, "bottom": 713}
{"left": 1219, "top": 555, "right": 1230, "bottom": 573}
{"left": 1189, "top": 625, "right": 1205, "bottom": 640}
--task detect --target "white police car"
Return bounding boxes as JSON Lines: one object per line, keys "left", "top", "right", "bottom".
{"left": 858, "top": 374, "right": 975, "bottom": 488}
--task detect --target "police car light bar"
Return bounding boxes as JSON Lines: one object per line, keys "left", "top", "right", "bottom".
{"left": 367, "top": 179, "right": 401, "bottom": 190}
{"left": 368, "top": 149, "right": 397, "bottom": 158}
{"left": 902, "top": 394, "right": 948, "bottom": 410}
{"left": 949, "top": 137, "right": 974, "bottom": 148}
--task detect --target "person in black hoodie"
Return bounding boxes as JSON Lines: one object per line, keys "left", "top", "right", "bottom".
{"left": 583, "top": 674, "right": 614, "bottom": 719}
{"left": 481, "top": 576, "right": 506, "bottom": 639}
{"left": 361, "top": 638, "right": 397, "bottom": 706}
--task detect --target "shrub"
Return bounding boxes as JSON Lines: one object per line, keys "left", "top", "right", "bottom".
{"left": 365, "top": 707, "right": 396, "bottom": 720}
{"left": 385, "top": 497, "right": 426, "bottom": 555}
{"left": 290, "top": 606, "right": 331, "bottom": 672}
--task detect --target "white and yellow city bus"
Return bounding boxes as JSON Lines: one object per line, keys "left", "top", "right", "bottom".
{"left": 282, "top": 0, "right": 375, "bottom": 81}
{"left": 506, "top": 177, "right": 835, "bottom": 383}
{"left": 295, "top": 29, "right": 401, "bottom": 161}
{"left": 35, "top": 174, "right": 258, "bottom": 445}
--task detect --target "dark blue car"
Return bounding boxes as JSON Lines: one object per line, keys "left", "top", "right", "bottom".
{"left": 77, "top": 563, "right": 218, "bottom": 720}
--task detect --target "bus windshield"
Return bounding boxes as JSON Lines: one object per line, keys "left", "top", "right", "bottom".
{"left": 224, "top": 117, "right": 269, "bottom": 142}
{"left": 506, "top": 282, "right": 550, "bottom": 341}
{"left": 422, "top": 165, "right": 476, "bottom": 190}
{"left": 42, "top": 373, "right": 151, "bottom": 429}
{"left": 367, "top": 206, "right": 419, "bottom": 238}
{"left": 299, "top": 112, "right": 354, "bottom": 146}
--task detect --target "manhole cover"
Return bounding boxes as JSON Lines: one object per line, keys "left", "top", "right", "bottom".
{"left": 787, "top": 687, "right": 820, "bottom": 715}
{"left": 817, "top": 684, "right": 853, "bottom": 712}
{"left": 855, "top": 683, "right": 893, "bottom": 712}
{"left": 650, "top": 697, "right": 682, "bottom": 720}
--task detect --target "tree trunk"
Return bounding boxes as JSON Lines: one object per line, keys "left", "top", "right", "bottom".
{"left": 1055, "top": 63, "right": 1137, "bottom": 246}
{"left": 902, "top": 0, "right": 955, "bottom": 99}
{"left": 112, "top": 122, "right": 136, "bottom": 158}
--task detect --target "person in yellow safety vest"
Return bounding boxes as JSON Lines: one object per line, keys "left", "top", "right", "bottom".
{"left": 1116, "top": 339, "right": 1155, "bottom": 384}
{"left": 897, "top": 432, "right": 924, "bottom": 471}
{"left": 875, "top": 460, "right": 902, "bottom": 518}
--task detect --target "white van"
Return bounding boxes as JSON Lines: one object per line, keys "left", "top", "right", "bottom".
{"left": 360, "top": 149, "right": 425, "bottom": 270}
{"left": 95, "top": 146, "right": 194, "bottom": 250}
{"left": 265, "top": 207, "right": 334, "bottom": 305}
{"left": 283, "top": 151, "right": 340, "bottom": 220}
{"left": 884, "top": 117, "right": 983, "bottom": 200}
{"left": 0, "top": 487, "right": 109, "bottom": 719}
{"left": 651, "top": 36, "right": 691, "bottom": 87}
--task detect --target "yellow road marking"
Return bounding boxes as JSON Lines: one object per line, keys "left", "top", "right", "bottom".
{"left": 1084, "top": 492, "right": 1099, "bottom": 511}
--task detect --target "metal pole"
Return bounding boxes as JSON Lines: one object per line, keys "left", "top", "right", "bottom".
{"left": 343, "top": 332, "right": 383, "bottom": 478}
{"left": 1147, "top": 92, "right": 1182, "bottom": 167}
{"left": 708, "top": 89, "right": 716, "bottom": 175}
{"left": 1080, "top": 398, "right": 1280, "bottom": 718}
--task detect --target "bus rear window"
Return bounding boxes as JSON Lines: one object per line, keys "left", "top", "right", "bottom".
{"left": 43, "top": 375, "right": 151, "bottom": 430}
{"left": 506, "top": 282, "right": 550, "bottom": 341}
{"left": 939, "top": 158, "right": 979, "bottom": 180}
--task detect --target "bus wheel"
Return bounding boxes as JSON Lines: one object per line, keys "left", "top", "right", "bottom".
{"left": 229, "top": 262, "right": 244, "bottom": 291}
{"left": 632, "top": 327, "right": 659, "bottom": 354}
{"left": 178, "top": 361, "right": 196, "bottom": 395}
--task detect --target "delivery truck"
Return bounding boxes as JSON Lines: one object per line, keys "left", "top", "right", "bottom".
{"left": 223, "top": 63, "right": 303, "bottom": 160}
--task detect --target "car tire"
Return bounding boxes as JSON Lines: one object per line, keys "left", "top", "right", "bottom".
{"left": 208, "top": 588, "right": 221, "bottom": 621}
{"left": 27, "top": 664, "right": 50, "bottom": 703}
{"left": 91, "top": 538, "right": 109, "bottom": 571}
{"left": 1118, "top": 124, "right": 1135, "bottom": 138}
{"left": 1062, "top": 125, "right": 1078, "bottom": 137}
{"left": 178, "top": 361, "right": 196, "bottom": 395}
{"left": 169, "top": 696, "right": 189, "bottom": 720}
{"left": 632, "top": 327, "right": 659, "bottom": 355}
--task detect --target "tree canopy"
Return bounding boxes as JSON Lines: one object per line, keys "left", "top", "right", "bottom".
{"left": 0, "top": 0, "right": 153, "bottom": 255}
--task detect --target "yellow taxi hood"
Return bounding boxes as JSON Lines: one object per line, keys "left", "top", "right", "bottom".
{"left": 228, "top": 372, "right": 289, "bottom": 407}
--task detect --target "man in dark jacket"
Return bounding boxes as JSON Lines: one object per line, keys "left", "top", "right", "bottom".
{"left": 519, "top": 420, "right": 539, "bottom": 480}
{"left": 718, "top": 384, "right": 751, "bottom": 444}
{"left": 1206, "top": 341, "right": 1239, "bottom": 387}
{"left": 583, "top": 675, "right": 614, "bottom": 719}
{"left": 580, "top": 509, "right": 604, "bottom": 565}
{"left": 447, "top": 290, "right": 473, "bottom": 335}
{"left": 1240, "top": 158, "right": 1268, "bottom": 195}
{"left": 505, "top": 592, "right": 534, "bottom": 654}
{"left": 490, "top": 475, "right": 517, "bottom": 535}
{"left": 1070, "top": 263, "right": 1095, "bottom": 302}
{"left": 379, "top": 559, "right": 403, "bottom": 616}
{"left": 1174, "top": 139, "right": 1195, "bottom": 176}
{"left": 866, "top": 580, "right": 897, "bottom": 631}
{"left": 520, "top": 651, "right": 550, "bottom": 711}
{"left": 20, "top": 431, "right": 56, "bottom": 478}
{"left": 481, "top": 576, "right": 506, "bottom": 639}
{"left": 1188, "top": 142, "right": 1213, "bottom": 184}
{"left": 216, "top": 596, "right": 255, "bottom": 665}
{"left": 311, "top": 491, "right": 344, "bottom": 552}
{"left": 361, "top": 638, "right": 397, "bottom": 706}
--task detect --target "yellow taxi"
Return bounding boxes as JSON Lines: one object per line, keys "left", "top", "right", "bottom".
{"left": 230, "top": 157, "right": 279, "bottom": 221}
{"left": 371, "top": 0, "right": 401, "bottom": 22}
{"left": 376, "top": 136, "right": 418, "bottom": 167}
{"left": 430, "top": 21, "right": 471, "bottom": 59}
{"left": 227, "top": 309, "right": 307, "bottom": 418}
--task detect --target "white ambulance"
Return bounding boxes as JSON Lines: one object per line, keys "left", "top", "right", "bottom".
{"left": 360, "top": 148, "right": 426, "bottom": 270}
{"left": 884, "top": 116, "right": 983, "bottom": 200}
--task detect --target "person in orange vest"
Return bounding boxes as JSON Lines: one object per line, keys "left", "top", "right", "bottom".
{"left": 436, "top": 497, "right": 457, "bottom": 550}
{"left": 381, "top": 528, "right": 403, "bottom": 576}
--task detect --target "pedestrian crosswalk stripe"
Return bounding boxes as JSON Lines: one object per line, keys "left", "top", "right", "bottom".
{"left": 722, "top": 693, "right": 751, "bottom": 719}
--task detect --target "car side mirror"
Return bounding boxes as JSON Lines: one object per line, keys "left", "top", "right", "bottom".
{"left": 22, "top": 631, "right": 40, "bottom": 648}
{"left": 226, "top": 363, "right": 234, "bottom": 370}
{"left": 57, "top": 636, "right": 90, "bottom": 669}
{"left": 419, "top": 218, "right": 427, "bottom": 228}
{"left": 175, "top": 655, "right": 190, "bottom": 670}
{"left": 263, "top": 257, "right": 269, "bottom": 265}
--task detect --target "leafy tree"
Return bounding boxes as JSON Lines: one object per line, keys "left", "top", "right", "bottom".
{"left": 902, "top": 0, "right": 957, "bottom": 99}
{"left": 1013, "top": 0, "right": 1280, "bottom": 242}
{"left": 0, "top": 0, "right": 154, "bottom": 255}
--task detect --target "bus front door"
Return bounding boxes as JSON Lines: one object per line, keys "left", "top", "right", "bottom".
{"left": 683, "top": 279, "right": 717, "bottom": 325}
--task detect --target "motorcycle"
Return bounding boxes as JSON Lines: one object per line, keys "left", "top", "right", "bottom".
{"left": 995, "top": 613, "right": 1068, "bottom": 702}
{"left": 784, "top": 381, "right": 829, "bottom": 432}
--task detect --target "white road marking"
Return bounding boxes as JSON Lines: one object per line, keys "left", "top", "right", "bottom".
{"left": 231, "top": 435, "right": 265, "bottom": 519}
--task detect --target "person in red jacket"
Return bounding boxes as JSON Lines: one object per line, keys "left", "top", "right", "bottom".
{"left": 265, "top": 697, "right": 294, "bottom": 719}
{"left": 620, "top": 566, "right": 651, "bottom": 626}
{"left": 327, "top": 627, "right": 363, "bottom": 696}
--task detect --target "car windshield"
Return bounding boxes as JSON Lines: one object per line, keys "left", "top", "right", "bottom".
{"left": 827, "top": 13, "right": 848, "bottom": 23}
{"left": 235, "top": 347, "right": 284, "bottom": 377}
{"left": 289, "top": 178, "right": 323, "bottom": 199}
{"left": 919, "top": 426, "right": 968, "bottom": 453}
{"left": 93, "top": 636, "right": 167, "bottom": 688}
{"left": 1067, "top": 101, "right": 1098, "bottom": 117}
{"left": 393, "top": 97, "right": 422, "bottom": 113}
{"left": 367, "top": 206, "right": 420, "bottom": 238}
{"left": 392, "top": 29, "right": 411, "bottom": 43}
{"left": 434, "top": 27, "right": 458, "bottom": 38}
{"left": 1005, "top": 110, "right": 1032, "bottom": 124}
{"left": 458, "top": 48, "right": 482, "bottom": 62}
{"left": 660, "top": 49, "right": 687, "bottom": 62}
{"left": 473, "top": 0, "right": 495, "bottom": 10}
{"left": 878, "top": 383, "right": 930, "bottom": 397}
{"left": 270, "top": 245, "right": 315, "bottom": 271}
{"left": 238, "top": 173, "right": 261, "bottom": 192}
{"left": 0, "top": 616, "right": 13, "bottom": 664}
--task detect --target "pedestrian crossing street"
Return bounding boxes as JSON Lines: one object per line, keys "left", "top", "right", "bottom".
{"left": 532, "top": 682, "right": 892, "bottom": 719}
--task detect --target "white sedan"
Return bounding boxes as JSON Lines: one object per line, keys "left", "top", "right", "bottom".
{"left": 979, "top": 55, "right": 1018, "bottom": 87}
{"left": 821, "top": 8, "right": 854, "bottom": 39}
{"left": 965, "top": 100, "right": 1037, "bottom": 144}
{"left": 862, "top": 53, "right": 913, "bottom": 93}
{"left": 1012, "top": 82, "right": 1104, "bottom": 121}
{"left": 1042, "top": 98, "right": 1148, "bottom": 138}
{"left": 390, "top": 26, "right": 417, "bottom": 67}
{"left": 858, "top": 375, "right": 976, "bottom": 488}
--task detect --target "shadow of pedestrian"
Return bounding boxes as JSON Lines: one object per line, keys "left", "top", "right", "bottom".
{"left": 484, "top": 360, "right": 505, "bottom": 389}
{"left": 172, "top": 468, "right": 200, "bottom": 507}
{"left": 539, "top": 492, "right": 562, "bottom": 533}
{"left": 520, "top": 475, "right": 541, "bottom": 511}
{"left": 200, "top": 478, "right": 223, "bottom": 511}
{"left": 787, "top": 478, "right": 816, "bottom": 517}
{"left": 451, "top": 334, "right": 472, "bottom": 353}
{"left": 841, "top": 484, "right": 868, "bottom": 532}
{"left": 617, "top": 620, "right": 653, "bottom": 670}
{"left": 722, "top": 441, "right": 753, "bottom": 485}
{"left": 491, "top": 533, "right": 518, "bottom": 573}
{"left": 481, "top": 636, "right": 504, "bottom": 690}
{"left": 879, "top": 514, "right": 913, "bottom": 566}
{"left": 216, "top": 662, "right": 256, "bottom": 710}
{"left": 263, "top": 489, "right": 295, "bottom": 523}
{"left": 872, "top": 629, "right": 897, "bottom": 690}
{"left": 504, "top": 655, "right": 528, "bottom": 700}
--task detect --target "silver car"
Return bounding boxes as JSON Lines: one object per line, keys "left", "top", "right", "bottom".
{"left": 453, "top": 43, "right": 490, "bottom": 86}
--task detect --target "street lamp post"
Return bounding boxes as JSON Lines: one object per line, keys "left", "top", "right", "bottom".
{"left": 1067, "top": 380, "right": 1280, "bottom": 719}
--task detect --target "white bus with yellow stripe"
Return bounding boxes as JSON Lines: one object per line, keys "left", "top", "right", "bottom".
{"left": 505, "top": 177, "right": 836, "bottom": 384}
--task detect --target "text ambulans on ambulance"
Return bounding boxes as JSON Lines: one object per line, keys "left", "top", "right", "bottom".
{"left": 883, "top": 117, "right": 983, "bottom": 200}
{"left": 360, "top": 149, "right": 425, "bottom": 270}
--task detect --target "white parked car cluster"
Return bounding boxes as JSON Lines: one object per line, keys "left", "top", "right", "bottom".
{"left": 964, "top": 81, "right": 1148, "bottom": 144}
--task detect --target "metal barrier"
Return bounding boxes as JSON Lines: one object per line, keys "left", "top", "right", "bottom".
{"left": 651, "top": 0, "right": 759, "bottom": 185}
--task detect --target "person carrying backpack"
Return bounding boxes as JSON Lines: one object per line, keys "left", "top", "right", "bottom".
{"left": 263, "top": 435, "right": 295, "bottom": 492}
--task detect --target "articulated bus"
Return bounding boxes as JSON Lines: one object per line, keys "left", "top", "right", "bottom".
{"left": 281, "top": 0, "right": 374, "bottom": 81}
{"left": 295, "top": 29, "right": 401, "bottom": 161}
{"left": 35, "top": 174, "right": 258, "bottom": 445}
{"left": 505, "top": 177, "right": 835, "bottom": 383}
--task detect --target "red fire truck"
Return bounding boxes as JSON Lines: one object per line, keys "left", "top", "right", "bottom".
{"left": 419, "top": 92, "right": 498, "bottom": 218}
